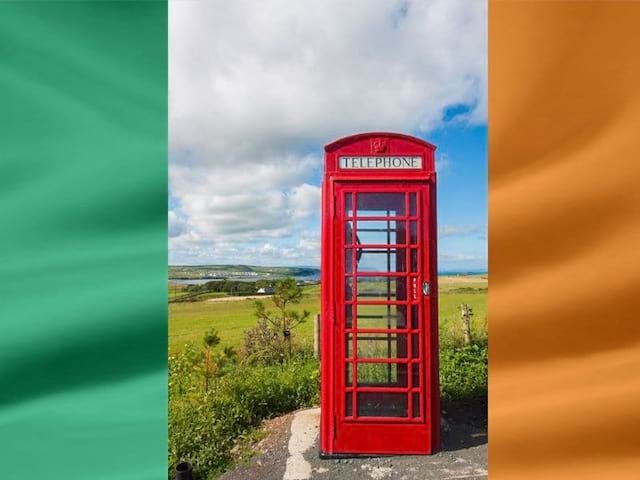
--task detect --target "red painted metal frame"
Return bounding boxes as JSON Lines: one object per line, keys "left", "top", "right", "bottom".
{"left": 320, "top": 132, "right": 439, "bottom": 456}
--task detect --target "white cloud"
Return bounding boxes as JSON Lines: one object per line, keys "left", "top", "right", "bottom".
{"left": 169, "top": 156, "right": 320, "bottom": 240}
{"left": 439, "top": 224, "right": 487, "bottom": 239}
{"left": 170, "top": 0, "right": 486, "bottom": 156}
{"left": 169, "top": 0, "right": 487, "bottom": 265}
{"left": 168, "top": 210, "right": 187, "bottom": 238}
{"left": 169, "top": 229, "right": 321, "bottom": 266}
{"left": 440, "top": 253, "right": 485, "bottom": 262}
{"left": 435, "top": 153, "right": 451, "bottom": 173}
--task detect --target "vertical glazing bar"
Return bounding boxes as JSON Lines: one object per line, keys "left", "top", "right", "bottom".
{"left": 386, "top": 209, "right": 392, "bottom": 383}
{"left": 351, "top": 192, "right": 358, "bottom": 418}
{"left": 405, "top": 191, "right": 413, "bottom": 417}
{"left": 417, "top": 189, "right": 424, "bottom": 416}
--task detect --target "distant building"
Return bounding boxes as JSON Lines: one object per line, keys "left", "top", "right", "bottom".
{"left": 257, "top": 286, "right": 274, "bottom": 295}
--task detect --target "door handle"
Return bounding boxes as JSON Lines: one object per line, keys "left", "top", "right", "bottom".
{"left": 422, "top": 282, "right": 430, "bottom": 296}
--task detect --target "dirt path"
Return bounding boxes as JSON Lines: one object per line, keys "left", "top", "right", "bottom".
{"left": 220, "top": 399, "right": 487, "bottom": 480}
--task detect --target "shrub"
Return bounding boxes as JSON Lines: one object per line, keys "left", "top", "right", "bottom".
{"left": 243, "top": 318, "right": 286, "bottom": 365}
{"left": 169, "top": 354, "right": 320, "bottom": 479}
{"left": 243, "top": 278, "right": 310, "bottom": 363}
{"left": 439, "top": 343, "right": 488, "bottom": 401}
{"left": 439, "top": 315, "right": 488, "bottom": 349}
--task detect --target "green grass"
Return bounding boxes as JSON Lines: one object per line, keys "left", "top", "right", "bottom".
{"left": 169, "top": 293, "right": 319, "bottom": 354}
{"left": 168, "top": 275, "right": 487, "bottom": 354}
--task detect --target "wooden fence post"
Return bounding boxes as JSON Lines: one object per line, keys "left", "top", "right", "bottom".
{"left": 460, "top": 303, "right": 473, "bottom": 345}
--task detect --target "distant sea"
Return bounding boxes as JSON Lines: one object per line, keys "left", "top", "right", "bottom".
{"left": 439, "top": 270, "right": 488, "bottom": 276}
{"left": 169, "top": 274, "right": 320, "bottom": 285}
{"left": 169, "top": 270, "right": 486, "bottom": 285}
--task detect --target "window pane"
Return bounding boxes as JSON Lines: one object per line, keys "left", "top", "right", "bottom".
{"left": 357, "top": 392, "right": 408, "bottom": 417}
{"left": 346, "top": 393, "right": 353, "bottom": 416}
{"left": 411, "top": 363, "right": 420, "bottom": 387}
{"left": 356, "top": 220, "right": 405, "bottom": 245}
{"left": 357, "top": 304, "right": 407, "bottom": 329}
{"left": 410, "top": 221, "right": 417, "bottom": 244}
{"left": 411, "top": 305, "right": 419, "bottom": 329}
{"left": 356, "top": 193, "right": 405, "bottom": 217}
{"left": 345, "top": 362, "right": 352, "bottom": 386}
{"left": 345, "top": 221, "right": 354, "bottom": 244}
{"left": 356, "top": 276, "right": 404, "bottom": 301}
{"left": 412, "top": 334, "right": 419, "bottom": 358}
{"left": 410, "top": 193, "right": 417, "bottom": 216}
{"left": 412, "top": 392, "right": 420, "bottom": 417}
{"left": 410, "top": 249, "right": 418, "bottom": 272}
{"left": 345, "top": 277, "right": 353, "bottom": 300}
{"left": 345, "top": 305, "right": 353, "bottom": 328}
{"left": 356, "top": 248, "right": 406, "bottom": 273}
{"left": 357, "top": 363, "right": 408, "bottom": 387}
{"left": 346, "top": 193, "right": 354, "bottom": 216}
{"left": 353, "top": 333, "right": 408, "bottom": 358}
{"left": 345, "top": 248, "right": 353, "bottom": 273}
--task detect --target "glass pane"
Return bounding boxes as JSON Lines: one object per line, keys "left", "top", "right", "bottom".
{"left": 352, "top": 333, "right": 408, "bottom": 358}
{"left": 356, "top": 220, "right": 405, "bottom": 245}
{"left": 356, "top": 193, "right": 405, "bottom": 217}
{"left": 411, "top": 305, "right": 419, "bottom": 329}
{"left": 356, "top": 276, "right": 404, "bottom": 301}
{"left": 345, "top": 221, "right": 354, "bottom": 244}
{"left": 412, "top": 392, "right": 420, "bottom": 417}
{"left": 357, "top": 304, "right": 407, "bottom": 329}
{"left": 356, "top": 248, "right": 406, "bottom": 273}
{"left": 411, "top": 363, "right": 420, "bottom": 387}
{"left": 346, "top": 193, "right": 354, "bottom": 216}
{"left": 345, "top": 248, "right": 353, "bottom": 273}
{"left": 345, "top": 277, "right": 353, "bottom": 300}
{"left": 345, "top": 305, "right": 353, "bottom": 328}
{"left": 346, "top": 393, "right": 353, "bottom": 416}
{"left": 410, "top": 221, "right": 417, "bottom": 244}
{"left": 410, "top": 249, "right": 418, "bottom": 272}
{"left": 357, "top": 392, "right": 408, "bottom": 417}
{"left": 410, "top": 193, "right": 417, "bottom": 216}
{"left": 357, "top": 363, "right": 407, "bottom": 387}
{"left": 345, "top": 362, "right": 352, "bottom": 386}
{"left": 412, "top": 334, "right": 419, "bottom": 358}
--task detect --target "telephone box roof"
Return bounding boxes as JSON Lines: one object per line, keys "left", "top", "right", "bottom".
{"left": 324, "top": 132, "right": 436, "bottom": 152}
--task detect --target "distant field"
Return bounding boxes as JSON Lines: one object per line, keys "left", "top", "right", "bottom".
{"left": 168, "top": 275, "right": 487, "bottom": 354}
{"left": 168, "top": 283, "right": 228, "bottom": 302}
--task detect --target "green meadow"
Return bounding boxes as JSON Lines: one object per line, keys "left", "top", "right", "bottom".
{"left": 168, "top": 275, "right": 487, "bottom": 354}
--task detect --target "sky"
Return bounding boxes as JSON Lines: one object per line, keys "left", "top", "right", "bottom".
{"left": 169, "top": 0, "right": 487, "bottom": 272}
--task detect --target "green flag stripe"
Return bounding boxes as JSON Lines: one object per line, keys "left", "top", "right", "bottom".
{"left": 0, "top": 2, "right": 167, "bottom": 479}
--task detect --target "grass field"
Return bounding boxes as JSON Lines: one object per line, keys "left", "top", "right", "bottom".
{"left": 168, "top": 274, "right": 487, "bottom": 354}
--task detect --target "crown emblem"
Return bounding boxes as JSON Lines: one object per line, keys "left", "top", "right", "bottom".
{"left": 371, "top": 138, "right": 388, "bottom": 153}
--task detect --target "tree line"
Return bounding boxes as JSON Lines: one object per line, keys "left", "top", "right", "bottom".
{"left": 184, "top": 279, "right": 275, "bottom": 296}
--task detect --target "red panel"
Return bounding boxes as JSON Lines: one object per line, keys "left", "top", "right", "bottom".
{"left": 336, "top": 422, "right": 433, "bottom": 455}
{"left": 320, "top": 132, "right": 438, "bottom": 456}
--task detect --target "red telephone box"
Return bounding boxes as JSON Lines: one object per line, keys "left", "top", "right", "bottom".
{"left": 320, "top": 132, "right": 439, "bottom": 456}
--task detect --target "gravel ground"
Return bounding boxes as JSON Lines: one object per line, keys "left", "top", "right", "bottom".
{"left": 220, "top": 399, "right": 487, "bottom": 480}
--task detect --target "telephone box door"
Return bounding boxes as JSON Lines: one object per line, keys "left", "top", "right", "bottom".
{"left": 333, "top": 182, "right": 436, "bottom": 454}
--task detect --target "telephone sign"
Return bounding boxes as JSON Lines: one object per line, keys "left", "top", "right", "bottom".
{"left": 339, "top": 156, "right": 423, "bottom": 169}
